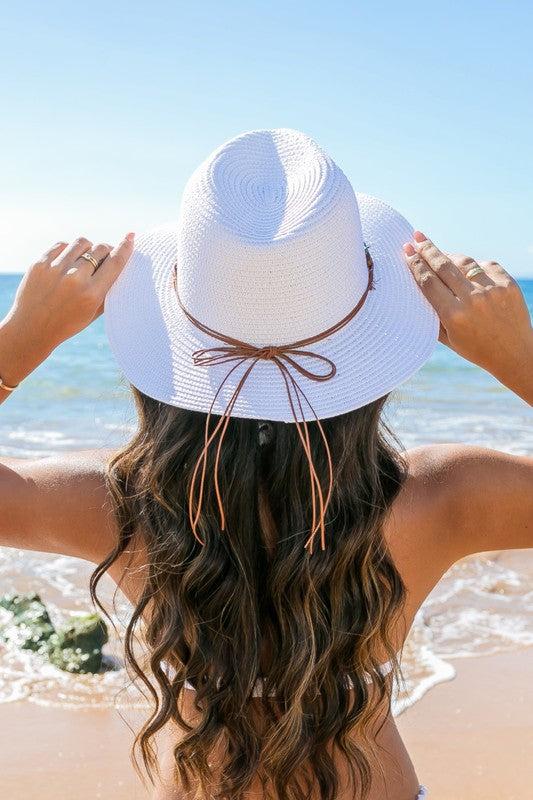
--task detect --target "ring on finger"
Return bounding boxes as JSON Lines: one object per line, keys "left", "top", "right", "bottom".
{"left": 466, "top": 265, "right": 485, "bottom": 280}
{"left": 81, "top": 251, "right": 109, "bottom": 276}
{"left": 80, "top": 252, "right": 99, "bottom": 273}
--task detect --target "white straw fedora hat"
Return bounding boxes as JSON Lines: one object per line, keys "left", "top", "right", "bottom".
{"left": 104, "top": 128, "right": 439, "bottom": 424}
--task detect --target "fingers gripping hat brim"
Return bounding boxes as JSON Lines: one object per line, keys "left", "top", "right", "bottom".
{"left": 104, "top": 191, "right": 439, "bottom": 422}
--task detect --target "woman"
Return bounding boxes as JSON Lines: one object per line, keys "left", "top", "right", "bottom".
{"left": 0, "top": 129, "right": 531, "bottom": 800}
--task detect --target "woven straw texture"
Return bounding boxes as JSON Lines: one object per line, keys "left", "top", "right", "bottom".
{"left": 104, "top": 128, "right": 439, "bottom": 421}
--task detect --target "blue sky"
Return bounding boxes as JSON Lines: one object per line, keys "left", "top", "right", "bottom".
{"left": 1, "top": 0, "right": 532, "bottom": 276}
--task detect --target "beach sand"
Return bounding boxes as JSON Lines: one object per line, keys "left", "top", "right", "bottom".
{"left": 1, "top": 648, "right": 532, "bottom": 800}
{"left": 397, "top": 648, "right": 533, "bottom": 800}
{"left": 0, "top": 702, "right": 150, "bottom": 799}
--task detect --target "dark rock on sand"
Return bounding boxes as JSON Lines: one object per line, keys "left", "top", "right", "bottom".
{"left": 0, "top": 592, "right": 109, "bottom": 674}
{"left": 48, "top": 612, "right": 109, "bottom": 674}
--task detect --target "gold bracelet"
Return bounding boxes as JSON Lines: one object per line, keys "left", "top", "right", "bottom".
{"left": 0, "top": 375, "right": 19, "bottom": 392}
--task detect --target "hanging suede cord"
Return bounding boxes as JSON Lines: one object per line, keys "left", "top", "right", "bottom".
{"left": 172, "top": 246, "right": 375, "bottom": 553}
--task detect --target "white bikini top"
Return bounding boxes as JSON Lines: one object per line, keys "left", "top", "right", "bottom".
{"left": 161, "top": 657, "right": 395, "bottom": 696}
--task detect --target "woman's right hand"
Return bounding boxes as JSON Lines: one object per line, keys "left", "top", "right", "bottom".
{"left": 403, "top": 231, "right": 533, "bottom": 405}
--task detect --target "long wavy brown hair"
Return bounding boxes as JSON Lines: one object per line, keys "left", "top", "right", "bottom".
{"left": 89, "top": 384, "right": 409, "bottom": 800}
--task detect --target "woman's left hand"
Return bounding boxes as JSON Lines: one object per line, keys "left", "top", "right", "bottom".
{"left": 1, "top": 233, "right": 134, "bottom": 367}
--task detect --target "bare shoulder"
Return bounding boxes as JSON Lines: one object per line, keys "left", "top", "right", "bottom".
{"left": 406, "top": 442, "right": 533, "bottom": 552}
{"left": 0, "top": 448, "right": 119, "bottom": 562}
{"left": 386, "top": 443, "right": 533, "bottom": 612}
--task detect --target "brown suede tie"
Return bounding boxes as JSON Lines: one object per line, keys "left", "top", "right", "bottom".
{"left": 172, "top": 247, "right": 375, "bottom": 553}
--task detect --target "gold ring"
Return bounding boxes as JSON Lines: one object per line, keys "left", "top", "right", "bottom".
{"left": 81, "top": 252, "right": 99, "bottom": 273}
{"left": 466, "top": 265, "right": 485, "bottom": 280}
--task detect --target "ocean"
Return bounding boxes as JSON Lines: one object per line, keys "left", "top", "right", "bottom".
{"left": 0, "top": 273, "right": 532, "bottom": 716}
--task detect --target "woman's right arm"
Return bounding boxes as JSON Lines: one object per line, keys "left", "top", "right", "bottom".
{"left": 402, "top": 231, "right": 533, "bottom": 560}
{"left": 404, "top": 443, "right": 533, "bottom": 561}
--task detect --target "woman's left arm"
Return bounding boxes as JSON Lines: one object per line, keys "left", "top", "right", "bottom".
{"left": 0, "top": 234, "right": 134, "bottom": 402}
{"left": 0, "top": 449, "right": 149, "bottom": 606}
{"left": 0, "top": 234, "right": 135, "bottom": 560}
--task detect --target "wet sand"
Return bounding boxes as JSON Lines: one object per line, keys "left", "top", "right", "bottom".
{"left": 1, "top": 649, "right": 532, "bottom": 799}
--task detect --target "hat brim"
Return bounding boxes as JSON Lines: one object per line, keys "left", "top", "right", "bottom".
{"left": 104, "top": 192, "right": 439, "bottom": 421}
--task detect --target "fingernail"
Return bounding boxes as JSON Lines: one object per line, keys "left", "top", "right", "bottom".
{"left": 403, "top": 243, "right": 415, "bottom": 256}
{"left": 413, "top": 231, "right": 427, "bottom": 243}
{"left": 125, "top": 232, "right": 135, "bottom": 242}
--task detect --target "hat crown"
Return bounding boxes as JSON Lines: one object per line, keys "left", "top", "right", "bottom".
{"left": 176, "top": 128, "right": 369, "bottom": 346}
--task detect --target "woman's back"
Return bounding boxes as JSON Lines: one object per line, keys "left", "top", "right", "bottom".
{"left": 95, "top": 443, "right": 433, "bottom": 800}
